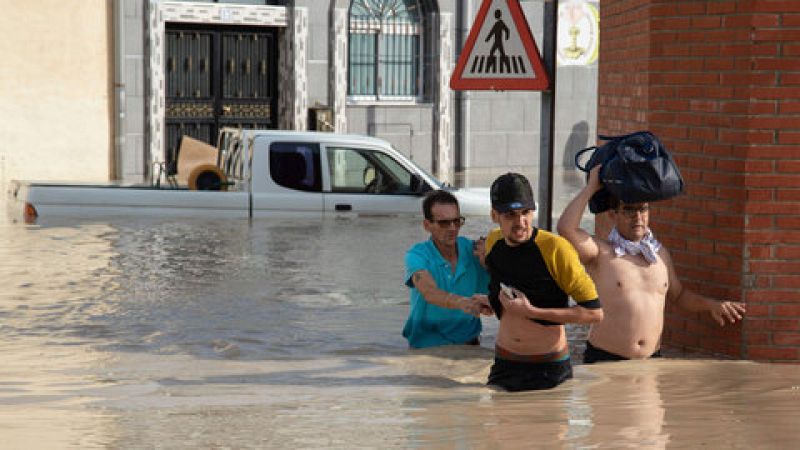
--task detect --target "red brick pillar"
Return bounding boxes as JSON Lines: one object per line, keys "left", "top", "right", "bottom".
{"left": 598, "top": 0, "right": 800, "bottom": 361}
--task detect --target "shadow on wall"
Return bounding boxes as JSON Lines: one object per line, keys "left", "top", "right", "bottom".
{"left": 562, "top": 120, "right": 589, "bottom": 189}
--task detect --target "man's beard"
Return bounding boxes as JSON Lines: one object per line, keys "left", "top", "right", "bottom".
{"left": 506, "top": 227, "right": 531, "bottom": 245}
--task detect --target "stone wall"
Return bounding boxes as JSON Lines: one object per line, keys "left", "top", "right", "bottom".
{"left": 599, "top": 0, "right": 800, "bottom": 361}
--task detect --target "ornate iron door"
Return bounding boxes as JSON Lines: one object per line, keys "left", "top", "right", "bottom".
{"left": 165, "top": 25, "right": 278, "bottom": 173}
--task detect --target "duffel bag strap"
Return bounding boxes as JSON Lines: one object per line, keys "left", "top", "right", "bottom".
{"left": 574, "top": 146, "right": 598, "bottom": 172}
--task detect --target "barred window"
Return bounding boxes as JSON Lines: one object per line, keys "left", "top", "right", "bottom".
{"left": 348, "top": 0, "right": 422, "bottom": 100}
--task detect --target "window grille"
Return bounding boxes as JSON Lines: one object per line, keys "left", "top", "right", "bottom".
{"left": 348, "top": 0, "right": 423, "bottom": 100}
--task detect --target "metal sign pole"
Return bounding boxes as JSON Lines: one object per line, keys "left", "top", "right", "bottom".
{"left": 450, "top": 0, "right": 555, "bottom": 224}
{"left": 538, "top": 0, "right": 558, "bottom": 231}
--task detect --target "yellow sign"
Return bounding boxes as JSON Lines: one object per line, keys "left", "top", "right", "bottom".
{"left": 557, "top": 0, "right": 599, "bottom": 66}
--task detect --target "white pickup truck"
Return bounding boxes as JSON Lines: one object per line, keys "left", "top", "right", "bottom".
{"left": 7, "top": 129, "right": 490, "bottom": 223}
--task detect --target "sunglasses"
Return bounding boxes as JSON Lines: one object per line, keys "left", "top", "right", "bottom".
{"left": 429, "top": 216, "right": 466, "bottom": 227}
{"left": 617, "top": 205, "right": 650, "bottom": 218}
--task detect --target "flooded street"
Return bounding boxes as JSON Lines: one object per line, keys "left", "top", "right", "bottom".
{"left": 1, "top": 213, "right": 799, "bottom": 448}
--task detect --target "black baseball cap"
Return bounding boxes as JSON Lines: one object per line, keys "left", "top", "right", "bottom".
{"left": 490, "top": 172, "right": 536, "bottom": 213}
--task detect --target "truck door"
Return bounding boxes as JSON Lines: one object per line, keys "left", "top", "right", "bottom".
{"left": 250, "top": 139, "right": 324, "bottom": 218}
{"left": 322, "top": 146, "right": 425, "bottom": 216}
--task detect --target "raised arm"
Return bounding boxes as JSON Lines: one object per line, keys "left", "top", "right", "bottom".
{"left": 662, "top": 248, "right": 746, "bottom": 326}
{"left": 556, "top": 165, "right": 603, "bottom": 265}
{"left": 411, "top": 270, "right": 490, "bottom": 317}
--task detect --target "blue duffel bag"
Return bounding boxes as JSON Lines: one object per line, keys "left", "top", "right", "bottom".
{"left": 575, "top": 131, "right": 684, "bottom": 213}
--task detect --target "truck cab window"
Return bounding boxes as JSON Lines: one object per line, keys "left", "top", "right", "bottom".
{"left": 327, "top": 147, "right": 414, "bottom": 194}
{"left": 269, "top": 142, "right": 322, "bottom": 192}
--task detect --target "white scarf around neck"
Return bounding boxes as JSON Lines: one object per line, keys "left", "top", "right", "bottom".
{"left": 608, "top": 227, "right": 661, "bottom": 264}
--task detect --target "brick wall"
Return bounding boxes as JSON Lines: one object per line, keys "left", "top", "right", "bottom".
{"left": 598, "top": 0, "right": 800, "bottom": 361}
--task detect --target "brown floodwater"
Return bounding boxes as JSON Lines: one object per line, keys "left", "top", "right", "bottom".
{"left": 1, "top": 213, "right": 798, "bottom": 448}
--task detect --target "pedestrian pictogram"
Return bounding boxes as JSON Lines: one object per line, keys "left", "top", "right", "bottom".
{"left": 450, "top": 0, "right": 550, "bottom": 91}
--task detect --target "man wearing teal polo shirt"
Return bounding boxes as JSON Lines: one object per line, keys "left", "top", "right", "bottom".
{"left": 403, "top": 190, "right": 493, "bottom": 348}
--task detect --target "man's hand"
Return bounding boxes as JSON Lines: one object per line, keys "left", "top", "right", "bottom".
{"left": 472, "top": 236, "right": 487, "bottom": 267}
{"left": 709, "top": 301, "right": 746, "bottom": 326}
{"left": 458, "top": 294, "right": 493, "bottom": 317}
{"left": 498, "top": 287, "right": 535, "bottom": 318}
{"left": 471, "top": 294, "right": 494, "bottom": 316}
{"left": 587, "top": 164, "right": 603, "bottom": 193}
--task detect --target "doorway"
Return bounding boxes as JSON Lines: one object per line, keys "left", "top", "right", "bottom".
{"left": 164, "top": 24, "right": 279, "bottom": 174}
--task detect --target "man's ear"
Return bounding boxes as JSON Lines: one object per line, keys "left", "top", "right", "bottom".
{"left": 423, "top": 219, "right": 433, "bottom": 233}
{"left": 490, "top": 209, "right": 499, "bottom": 224}
{"left": 608, "top": 210, "right": 623, "bottom": 230}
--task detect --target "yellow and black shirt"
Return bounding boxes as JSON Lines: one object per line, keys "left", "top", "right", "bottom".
{"left": 485, "top": 227, "right": 600, "bottom": 325}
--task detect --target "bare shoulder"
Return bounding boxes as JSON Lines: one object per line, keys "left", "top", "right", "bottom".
{"left": 573, "top": 234, "right": 609, "bottom": 268}
{"left": 593, "top": 235, "right": 613, "bottom": 253}
{"left": 657, "top": 245, "right": 674, "bottom": 264}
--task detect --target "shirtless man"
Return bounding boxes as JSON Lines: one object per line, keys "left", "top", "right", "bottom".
{"left": 557, "top": 165, "right": 746, "bottom": 363}
{"left": 484, "top": 173, "right": 603, "bottom": 391}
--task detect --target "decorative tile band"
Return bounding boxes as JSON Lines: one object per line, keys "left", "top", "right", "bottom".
{"left": 331, "top": 8, "right": 348, "bottom": 133}
{"left": 292, "top": 8, "right": 308, "bottom": 131}
{"left": 436, "top": 13, "right": 453, "bottom": 183}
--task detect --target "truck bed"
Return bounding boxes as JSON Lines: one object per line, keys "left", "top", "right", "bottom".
{"left": 12, "top": 181, "right": 250, "bottom": 219}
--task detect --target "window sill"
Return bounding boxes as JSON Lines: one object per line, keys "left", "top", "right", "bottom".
{"left": 347, "top": 97, "right": 433, "bottom": 107}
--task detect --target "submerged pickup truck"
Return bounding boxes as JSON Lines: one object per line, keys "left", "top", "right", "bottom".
{"left": 7, "top": 129, "right": 490, "bottom": 223}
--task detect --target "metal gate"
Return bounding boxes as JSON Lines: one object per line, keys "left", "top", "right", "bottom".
{"left": 164, "top": 25, "right": 278, "bottom": 173}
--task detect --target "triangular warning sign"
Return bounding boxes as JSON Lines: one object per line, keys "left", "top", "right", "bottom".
{"left": 450, "top": 0, "right": 550, "bottom": 91}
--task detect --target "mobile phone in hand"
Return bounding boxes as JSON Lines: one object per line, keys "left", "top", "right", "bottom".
{"left": 500, "top": 282, "right": 516, "bottom": 298}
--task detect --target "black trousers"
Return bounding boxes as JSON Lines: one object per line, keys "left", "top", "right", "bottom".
{"left": 582, "top": 341, "right": 662, "bottom": 364}
{"left": 487, "top": 357, "right": 572, "bottom": 392}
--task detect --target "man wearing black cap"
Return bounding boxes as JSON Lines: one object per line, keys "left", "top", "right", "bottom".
{"left": 484, "top": 173, "right": 603, "bottom": 391}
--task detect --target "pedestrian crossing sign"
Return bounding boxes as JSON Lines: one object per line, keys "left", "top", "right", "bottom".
{"left": 450, "top": 0, "right": 551, "bottom": 91}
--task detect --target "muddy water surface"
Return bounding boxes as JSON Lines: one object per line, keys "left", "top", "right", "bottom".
{"left": 1, "top": 214, "right": 798, "bottom": 448}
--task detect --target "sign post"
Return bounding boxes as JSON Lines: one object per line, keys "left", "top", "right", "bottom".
{"left": 450, "top": 0, "right": 557, "bottom": 230}
{"left": 539, "top": 0, "right": 557, "bottom": 231}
